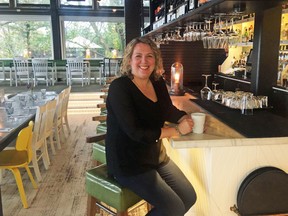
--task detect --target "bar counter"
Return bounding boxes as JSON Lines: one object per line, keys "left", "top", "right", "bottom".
{"left": 164, "top": 93, "right": 288, "bottom": 216}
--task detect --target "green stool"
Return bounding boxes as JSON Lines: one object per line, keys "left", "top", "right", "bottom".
{"left": 92, "top": 140, "right": 106, "bottom": 165}
{"left": 96, "top": 122, "right": 107, "bottom": 134}
{"left": 86, "top": 164, "right": 144, "bottom": 216}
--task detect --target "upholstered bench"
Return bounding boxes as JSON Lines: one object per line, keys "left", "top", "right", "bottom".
{"left": 86, "top": 164, "right": 144, "bottom": 216}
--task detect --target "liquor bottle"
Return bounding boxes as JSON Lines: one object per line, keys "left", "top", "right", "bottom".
{"left": 188, "top": 0, "right": 198, "bottom": 10}
{"left": 154, "top": 0, "right": 165, "bottom": 21}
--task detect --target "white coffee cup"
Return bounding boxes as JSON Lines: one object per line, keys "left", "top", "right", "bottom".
{"left": 191, "top": 112, "right": 206, "bottom": 134}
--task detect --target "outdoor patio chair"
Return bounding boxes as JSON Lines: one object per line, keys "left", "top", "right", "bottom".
{"left": 32, "top": 58, "right": 53, "bottom": 86}
{"left": 13, "top": 57, "right": 31, "bottom": 87}
{"left": 66, "top": 57, "right": 89, "bottom": 86}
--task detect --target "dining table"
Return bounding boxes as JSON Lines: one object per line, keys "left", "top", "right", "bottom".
{"left": 0, "top": 90, "right": 58, "bottom": 216}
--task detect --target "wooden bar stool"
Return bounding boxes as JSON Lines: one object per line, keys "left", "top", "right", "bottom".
{"left": 92, "top": 114, "right": 107, "bottom": 134}
{"left": 86, "top": 164, "right": 144, "bottom": 216}
{"left": 86, "top": 133, "right": 106, "bottom": 166}
{"left": 85, "top": 134, "right": 148, "bottom": 216}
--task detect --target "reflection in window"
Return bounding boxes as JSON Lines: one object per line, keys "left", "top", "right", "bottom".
{"left": 143, "top": 0, "right": 149, "bottom": 7}
{"left": 0, "top": 19, "right": 52, "bottom": 58}
{"left": 98, "top": 0, "right": 123, "bottom": 6}
{"left": 60, "top": 0, "right": 92, "bottom": 6}
{"left": 64, "top": 20, "right": 125, "bottom": 59}
{"left": 17, "top": 0, "right": 50, "bottom": 4}
{"left": 0, "top": 0, "right": 9, "bottom": 3}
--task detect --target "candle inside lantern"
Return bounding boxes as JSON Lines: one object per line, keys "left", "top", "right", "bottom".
{"left": 174, "top": 72, "right": 180, "bottom": 93}
{"left": 170, "top": 62, "right": 184, "bottom": 96}
{"left": 174, "top": 72, "right": 180, "bottom": 83}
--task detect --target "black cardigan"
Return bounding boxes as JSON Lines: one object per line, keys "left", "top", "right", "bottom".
{"left": 105, "top": 76, "right": 186, "bottom": 177}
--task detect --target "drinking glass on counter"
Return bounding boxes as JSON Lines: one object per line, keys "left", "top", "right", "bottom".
{"left": 241, "top": 93, "right": 254, "bottom": 115}
{"left": 200, "top": 74, "right": 212, "bottom": 100}
{"left": 210, "top": 89, "right": 268, "bottom": 112}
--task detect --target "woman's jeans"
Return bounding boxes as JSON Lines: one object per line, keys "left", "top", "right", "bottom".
{"left": 115, "top": 159, "right": 197, "bottom": 216}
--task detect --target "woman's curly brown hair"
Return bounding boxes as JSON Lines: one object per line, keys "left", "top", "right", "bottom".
{"left": 120, "top": 37, "right": 164, "bottom": 81}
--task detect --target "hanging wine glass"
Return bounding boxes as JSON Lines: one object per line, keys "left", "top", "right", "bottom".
{"left": 211, "top": 81, "right": 219, "bottom": 101}
{"left": 212, "top": 82, "right": 219, "bottom": 91}
{"left": 200, "top": 74, "right": 212, "bottom": 100}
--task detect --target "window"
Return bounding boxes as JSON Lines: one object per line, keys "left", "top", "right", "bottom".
{"left": 98, "top": 0, "right": 124, "bottom": 7}
{"left": 0, "top": 0, "right": 9, "bottom": 7}
{"left": 62, "top": 18, "right": 125, "bottom": 59}
{"left": 0, "top": 16, "right": 52, "bottom": 59}
{"left": 17, "top": 0, "right": 50, "bottom": 4}
{"left": 60, "top": 0, "right": 92, "bottom": 7}
{"left": 143, "top": 0, "right": 149, "bottom": 7}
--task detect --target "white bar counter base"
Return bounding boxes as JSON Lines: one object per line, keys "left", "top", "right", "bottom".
{"left": 165, "top": 93, "right": 288, "bottom": 216}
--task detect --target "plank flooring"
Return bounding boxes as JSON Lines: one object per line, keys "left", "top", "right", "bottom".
{"left": 2, "top": 113, "right": 95, "bottom": 216}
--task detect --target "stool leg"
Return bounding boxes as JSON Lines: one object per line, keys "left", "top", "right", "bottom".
{"left": 87, "top": 195, "right": 100, "bottom": 216}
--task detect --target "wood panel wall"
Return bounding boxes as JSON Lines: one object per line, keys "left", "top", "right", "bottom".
{"left": 160, "top": 41, "right": 227, "bottom": 92}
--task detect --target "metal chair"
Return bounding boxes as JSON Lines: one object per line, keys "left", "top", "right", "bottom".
{"left": 13, "top": 57, "right": 31, "bottom": 87}
{"left": 66, "top": 57, "right": 89, "bottom": 86}
{"left": 32, "top": 58, "right": 52, "bottom": 86}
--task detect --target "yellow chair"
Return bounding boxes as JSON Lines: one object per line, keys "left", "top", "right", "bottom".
{"left": 0, "top": 121, "right": 38, "bottom": 208}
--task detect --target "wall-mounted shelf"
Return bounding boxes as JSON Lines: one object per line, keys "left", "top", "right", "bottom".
{"left": 145, "top": 0, "right": 286, "bottom": 38}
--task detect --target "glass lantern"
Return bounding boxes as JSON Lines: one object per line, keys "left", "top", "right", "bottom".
{"left": 170, "top": 62, "right": 184, "bottom": 96}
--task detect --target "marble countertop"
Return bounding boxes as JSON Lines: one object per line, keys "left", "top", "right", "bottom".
{"left": 169, "top": 94, "right": 288, "bottom": 149}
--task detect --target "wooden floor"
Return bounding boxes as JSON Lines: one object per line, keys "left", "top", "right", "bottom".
{"left": 1, "top": 92, "right": 148, "bottom": 216}
{"left": 1, "top": 114, "right": 96, "bottom": 216}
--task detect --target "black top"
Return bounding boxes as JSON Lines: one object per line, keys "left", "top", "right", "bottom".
{"left": 106, "top": 76, "right": 186, "bottom": 177}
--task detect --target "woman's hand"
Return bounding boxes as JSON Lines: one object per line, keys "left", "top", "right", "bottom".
{"left": 177, "top": 114, "right": 191, "bottom": 123}
{"left": 177, "top": 117, "right": 194, "bottom": 135}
